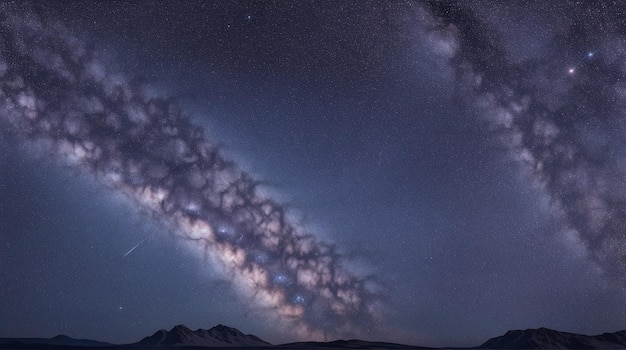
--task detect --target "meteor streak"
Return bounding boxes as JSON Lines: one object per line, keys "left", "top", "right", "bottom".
{"left": 0, "top": 4, "right": 380, "bottom": 339}
{"left": 123, "top": 237, "right": 149, "bottom": 258}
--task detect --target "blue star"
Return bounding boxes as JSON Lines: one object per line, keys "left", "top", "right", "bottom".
{"left": 293, "top": 294, "right": 305, "bottom": 304}
{"left": 217, "top": 224, "right": 234, "bottom": 237}
{"left": 273, "top": 274, "right": 290, "bottom": 285}
{"left": 254, "top": 252, "right": 269, "bottom": 264}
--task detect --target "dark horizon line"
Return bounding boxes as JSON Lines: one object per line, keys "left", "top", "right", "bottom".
{"left": 3, "top": 324, "right": 626, "bottom": 350}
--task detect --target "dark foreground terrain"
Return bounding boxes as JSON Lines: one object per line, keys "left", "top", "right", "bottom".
{"left": 2, "top": 324, "right": 626, "bottom": 349}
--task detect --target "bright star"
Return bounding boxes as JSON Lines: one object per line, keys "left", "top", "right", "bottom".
{"left": 293, "top": 294, "right": 305, "bottom": 304}
{"left": 568, "top": 67, "right": 575, "bottom": 75}
{"left": 274, "top": 274, "right": 290, "bottom": 285}
{"left": 587, "top": 51, "right": 594, "bottom": 58}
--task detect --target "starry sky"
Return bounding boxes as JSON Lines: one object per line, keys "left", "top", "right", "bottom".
{"left": 1, "top": 0, "right": 626, "bottom": 347}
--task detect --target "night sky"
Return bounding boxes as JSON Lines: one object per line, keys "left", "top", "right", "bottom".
{"left": 1, "top": 1, "right": 626, "bottom": 347}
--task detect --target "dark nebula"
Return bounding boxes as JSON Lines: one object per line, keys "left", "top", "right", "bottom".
{"left": 1, "top": 1, "right": 626, "bottom": 347}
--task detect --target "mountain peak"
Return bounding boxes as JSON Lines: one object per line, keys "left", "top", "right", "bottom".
{"left": 170, "top": 324, "right": 192, "bottom": 333}
{"left": 51, "top": 335, "right": 71, "bottom": 340}
{"left": 210, "top": 324, "right": 236, "bottom": 331}
{"left": 480, "top": 327, "right": 626, "bottom": 349}
{"left": 137, "top": 324, "right": 270, "bottom": 347}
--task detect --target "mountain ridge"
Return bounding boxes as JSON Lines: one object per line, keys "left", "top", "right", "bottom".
{"left": 478, "top": 327, "right": 626, "bottom": 349}
{"left": 2, "top": 325, "right": 626, "bottom": 349}
{"left": 136, "top": 324, "right": 271, "bottom": 347}
{"left": 0, "top": 334, "right": 112, "bottom": 347}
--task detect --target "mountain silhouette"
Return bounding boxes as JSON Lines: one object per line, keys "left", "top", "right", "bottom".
{"left": 479, "top": 327, "right": 626, "bottom": 349}
{"left": 136, "top": 324, "right": 271, "bottom": 347}
{"left": 2, "top": 325, "right": 626, "bottom": 349}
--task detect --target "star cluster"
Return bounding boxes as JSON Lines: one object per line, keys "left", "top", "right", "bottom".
{"left": 0, "top": 3, "right": 379, "bottom": 340}
{"left": 423, "top": 0, "right": 626, "bottom": 277}
{"left": 1, "top": 1, "right": 626, "bottom": 347}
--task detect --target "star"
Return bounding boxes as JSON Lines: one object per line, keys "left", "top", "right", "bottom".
{"left": 273, "top": 274, "right": 290, "bottom": 285}
{"left": 3, "top": 1, "right": 626, "bottom": 347}
{"left": 293, "top": 294, "right": 305, "bottom": 304}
